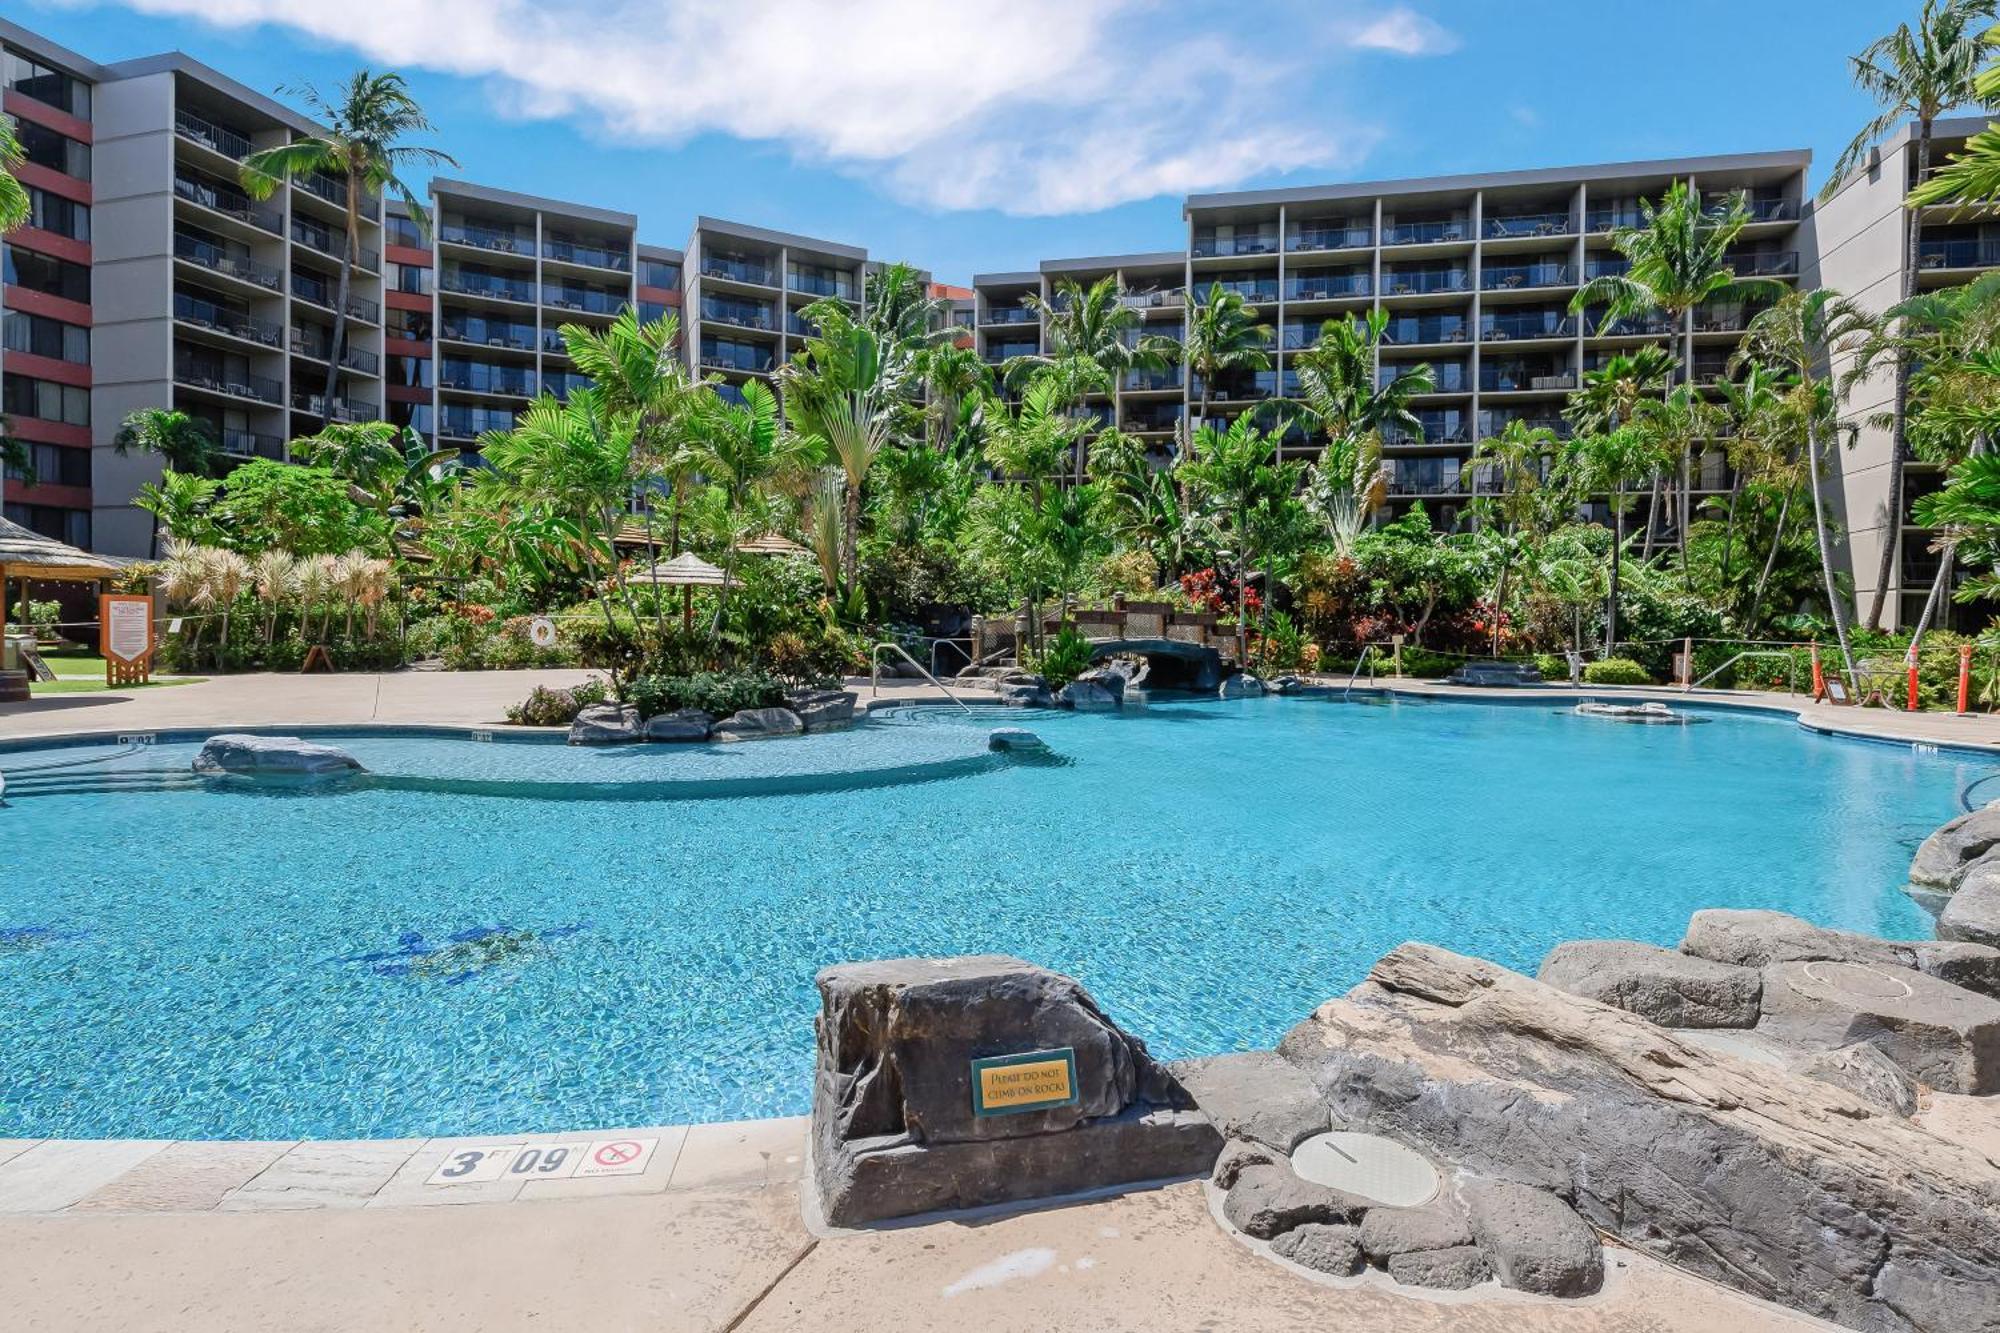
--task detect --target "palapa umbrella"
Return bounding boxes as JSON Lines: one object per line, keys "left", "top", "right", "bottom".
{"left": 732, "top": 532, "right": 810, "bottom": 559}
{"left": 626, "top": 551, "right": 730, "bottom": 631}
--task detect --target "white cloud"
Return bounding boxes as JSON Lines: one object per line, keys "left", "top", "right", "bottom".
{"left": 76, "top": 0, "right": 1414, "bottom": 214}
{"left": 1350, "top": 7, "right": 1459, "bottom": 56}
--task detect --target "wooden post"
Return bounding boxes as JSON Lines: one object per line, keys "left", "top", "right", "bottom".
{"left": 1959, "top": 642, "right": 1973, "bottom": 715}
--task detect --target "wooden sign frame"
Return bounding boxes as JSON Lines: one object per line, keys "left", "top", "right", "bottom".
{"left": 99, "top": 593, "right": 154, "bottom": 687}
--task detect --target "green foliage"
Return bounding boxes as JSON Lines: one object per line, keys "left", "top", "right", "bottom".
{"left": 1029, "top": 625, "right": 1097, "bottom": 691}
{"left": 1253, "top": 611, "right": 1307, "bottom": 673}
{"left": 1093, "top": 548, "right": 1160, "bottom": 600}
{"left": 1584, "top": 657, "right": 1655, "bottom": 686}
{"left": 210, "top": 460, "right": 389, "bottom": 555}
{"left": 626, "top": 670, "right": 788, "bottom": 720}
{"left": 13, "top": 598, "right": 61, "bottom": 639}
{"left": 504, "top": 679, "right": 608, "bottom": 726}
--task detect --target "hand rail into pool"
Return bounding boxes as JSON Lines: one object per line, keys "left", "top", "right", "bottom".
{"left": 871, "top": 642, "right": 976, "bottom": 713}
{"left": 1344, "top": 645, "right": 1378, "bottom": 699}
{"left": 1685, "top": 649, "right": 1800, "bottom": 695}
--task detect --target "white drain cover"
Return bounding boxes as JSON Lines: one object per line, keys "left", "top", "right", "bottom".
{"left": 1289, "top": 1132, "right": 1440, "bottom": 1207}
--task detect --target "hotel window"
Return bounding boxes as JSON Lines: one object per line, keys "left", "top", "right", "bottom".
{"left": 4, "top": 50, "right": 91, "bottom": 119}
{"left": 638, "top": 300, "right": 668, "bottom": 325}
{"left": 391, "top": 355, "right": 433, "bottom": 389}
{"left": 385, "top": 307, "right": 433, "bottom": 343}
{"left": 4, "top": 441, "right": 91, "bottom": 488}
{"left": 3, "top": 310, "right": 90, "bottom": 363}
{"left": 2, "top": 373, "right": 90, "bottom": 426}
{"left": 640, "top": 258, "right": 680, "bottom": 289}
{"left": 388, "top": 400, "right": 434, "bottom": 435}
{"left": 3, "top": 502, "right": 90, "bottom": 548}
{"left": 387, "top": 260, "right": 432, "bottom": 295}
{"left": 385, "top": 212, "right": 425, "bottom": 250}
{"left": 24, "top": 187, "right": 89, "bottom": 242}
{"left": 13, "top": 120, "right": 90, "bottom": 181}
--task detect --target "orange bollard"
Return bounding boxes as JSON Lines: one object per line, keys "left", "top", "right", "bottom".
{"left": 1907, "top": 644, "right": 1921, "bottom": 712}
{"left": 1811, "top": 642, "right": 1824, "bottom": 700}
{"left": 1961, "top": 642, "right": 1974, "bottom": 715}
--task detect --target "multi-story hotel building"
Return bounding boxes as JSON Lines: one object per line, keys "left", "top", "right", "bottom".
{"left": 5, "top": 14, "right": 1997, "bottom": 627}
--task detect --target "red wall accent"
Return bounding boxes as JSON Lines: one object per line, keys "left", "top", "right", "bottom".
{"left": 0, "top": 350, "right": 90, "bottom": 388}
{"left": 9, "top": 160, "right": 92, "bottom": 207}
{"left": 384, "top": 337, "right": 431, "bottom": 359}
{"left": 7, "top": 481, "right": 91, "bottom": 509}
{"left": 386, "top": 244, "right": 433, "bottom": 267}
{"left": 2, "top": 284, "right": 94, "bottom": 327}
{"left": 3, "top": 90, "right": 92, "bottom": 143}
{"left": 6, "top": 417, "right": 92, "bottom": 450}
{"left": 386, "top": 289, "right": 431, "bottom": 313}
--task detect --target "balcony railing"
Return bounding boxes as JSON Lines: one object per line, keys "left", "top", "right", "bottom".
{"left": 1289, "top": 225, "right": 1372, "bottom": 252}
{"left": 1918, "top": 238, "right": 2000, "bottom": 271}
{"left": 1381, "top": 269, "right": 1468, "bottom": 295}
{"left": 174, "top": 231, "right": 282, "bottom": 290}
{"left": 174, "top": 173, "right": 282, "bottom": 234}
{"left": 1583, "top": 257, "right": 1630, "bottom": 280}
{"left": 1381, "top": 364, "right": 1466, "bottom": 392}
{"left": 292, "top": 391, "right": 380, "bottom": 423}
{"left": 1193, "top": 371, "right": 1278, "bottom": 401}
{"left": 1192, "top": 278, "right": 1278, "bottom": 303}
{"left": 699, "top": 350, "right": 776, "bottom": 373}
{"left": 1587, "top": 207, "right": 1645, "bottom": 233}
{"left": 1691, "top": 360, "right": 1737, "bottom": 385}
{"left": 442, "top": 318, "right": 537, "bottom": 352}
{"left": 219, "top": 429, "right": 285, "bottom": 460}
{"left": 1484, "top": 212, "right": 1574, "bottom": 239}
{"left": 1710, "top": 198, "right": 1797, "bottom": 224}
{"left": 440, "top": 222, "right": 536, "bottom": 257}
{"left": 297, "top": 172, "right": 351, "bottom": 209}
{"left": 173, "top": 292, "right": 283, "bottom": 348}
{"left": 291, "top": 219, "right": 378, "bottom": 272}
{"left": 1481, "top": 263, "right": 1574, "bottom": 291}
{"left": 1693, "top": 307, "right": 1760, "bottom": 333}
{"left": 440, "top": 362, "right": 537, "bottom": 396}
{"left": 544, "top": 371, "right": 593, "bottom": 401}
{"left": 1385, "top": 465, "right": 1463, "bottom": 496}
{"left": 1383, "top": 416, "right": 1469, "bottom": 445}
{"left": 173, "top": 356, "right": 282, "bottom": 405}
{"left": 440, "top": 267, "right": 536, "bottom": 304}
{"left": 1123, "top": 405, "right": 1184, "bottom": 432}
{"left": 1480, "top": 368, "right": 1575, "bottom": 392}
{"left": 1589, "top": 313, "right": 1677, "bottom": 337}
{"left": 1192, "top": 234, "right": 1279, "bottom": 258}
{"left": 1287, "top": 273, "right": 1371, "bottom": 300}
{"left": 1119, "top": 288, "right": 1184, "bottom": 309}
{"left": 1122, "top": 368, "right": 1183, "bottom": 391}
{"left": 545, "top": 238, "right": 632, "bottom": 272}
{"left": 1730, "top": 251, "right": 1799, "bottom": 278}
{"left": 700, "top": 299, "right": 775, "bottom": 331}
{"left": 787, "top": 271, "right": 855, "bottom": 299}
{"left": 290, "top": 273, "right": 380, "bottom": 323}
{"left": 545, "top": 285, "right": 624, "bottom": 315}
{"left": 1382, "top": 317, "right": 1468, "bottom": 345}
{"left": 1478, "top": 413, "right": 1572, "bottom": 439}
{"left": 290, "top": 329, "right": 379, "bottom": 375}
{"left": 438, "top": 406, "right": 521, "bottom": 439}
{"left": 786, "top": 313, "right": 819, "bottom": 338}
{"left": 702, "top": 256, "right": 776, "bottom": 287}
{"left": 982, "top": 306, "right": 1037, "bottom": 324}
{"left": 174, "top": 108, "right": 253, "bottom": 161}
{"left": 1480, "top": 312, "right": 1576, "bottom": 341}
{"left": 1383, "top": 219, "right": 1468, "bottom": 245}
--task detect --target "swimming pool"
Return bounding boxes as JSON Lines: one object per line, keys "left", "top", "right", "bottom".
{"left": 0, "top": 695, "right": 1965, "bottom": 1140}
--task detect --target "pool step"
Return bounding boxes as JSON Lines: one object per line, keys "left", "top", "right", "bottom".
{"left": 1, "top": 770, "right": 203, "bottom": 800}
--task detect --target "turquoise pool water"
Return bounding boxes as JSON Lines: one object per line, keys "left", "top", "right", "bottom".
{"left": 0, "top": 696, "right": 1964, "bottom": 1140}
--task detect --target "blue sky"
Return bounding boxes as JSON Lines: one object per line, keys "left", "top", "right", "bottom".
{"left": 18, "top": 1, "right": 1943, "bottom": 284}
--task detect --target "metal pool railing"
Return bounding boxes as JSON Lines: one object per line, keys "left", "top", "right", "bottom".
{"left": 870, "top": 642, "right": 975, "bottom": 713}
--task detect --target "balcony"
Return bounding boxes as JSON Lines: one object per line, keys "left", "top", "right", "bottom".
{"left": 545, "top": 238, "right": 632, "bottom": 273}
{"left": 442, "top": 317, "right": 537, "bottom": 352}
{"left": 1483, "top": 211, "right": 1573, "bottom": 240}
{"left": 1383, "top": 219, "right": 1468, "bottom": 245}
{"left": 173, "top": 292, "right": 283, "bottom": 349}
{"left": 1289, "top": 224, "right": 1372, "bottom": 252}
{"left": 1192, "top": 278, "right": 1279, "bottom": 304}
{"left": 1192, "top": 233, "right": 1279, "bottom": 258}
{"left": 1730, "top": 251, "right": 1799, "bottom": 278}
{"left": 440, "top": 361, "right": 537, "bottom": 397}
{"left": 174, "top": 173, "right": 282, "bottom": 234}
{"left": 1480, "top": 366, "right": 1575, "bottom": 392}
{"left": 544, "top": 285, "right": 625, "bottom": 316}
{"left": 1194, "top": 371, "right": 1277, "bottom": 402}
{"left": 1386, "top": 462, "right": 1463, "bottom": 496}
{"left": 290, "top": 273, "right": 380, "bottom": 324}
{"left": 1287, "top": 273, "right": 1371, "bottom": 300}
{"left": 1382, "top": 364, "right": 1466, "bottom": 393}
{"left": 173, "top": 355, "right": 281, "bottom": 405}
{"left": 544, "top": 370, "right": 593, "bottom": 401}
{"left": 291, "top": 218, "right": 378, "bottom": 272}
{"left": 1918, "top": 238, "right": 2000, "bottom": 271}
{"left": 1693, "top": 306, "right": 1762, "bottom": 334}
{"left": 1691, "top": 358, "right": 1736, "bottom": 385}
{"left": 441, "top": 221, "right": 536, "bottom": 257}
{"left": 1583, "top": 257, "right": 1631, "bottom": 280}
{"left": 1712, "top": 197, "right": 1797, "bottom": 224}
{"left": 218, "top": 428, "right": 285, "bottom": 460}
{"left": 982, "top": 306, "right": 1037, "bottom": 325}
{"left": 1122, "top": 368, "right": 1183, "bottom": 391}
{"left": 1123, "top": 404, "right": 1184, "bottom": 433}
{"left": 297, "top": 172, "right": 353, "bottom": 209}
{"left": 174, "top": 108, "right": 253, "bottom": 161}
{"left": 1477, "top": 413, "right": 1573, "bottom": 439}
{"left": 1382, "top": 316, "right": 1468, "bottom": 345}
{"left": 1119, "top": 287, "right": 1185, "bottom": 310}
{"left": 291, "top": 328, "right": 379, "bottom": 375}
{"left": 702, "top": 256, "right": 776, "bottom": 287}
{"left": 700, "top": 298, "right": 776, "bottom": 331}
{"left": 292, "top": 391, "right": 380, "bottom": 423}
{"left": 1587, "top": 206, "right": 1645, "bottom": 233}
{"left": 1383, "top": 413, "right": 1469, "bottom": 445}
{"left": 438, "top": 405, "right": 520, "bottom": 439}
{"left": 1480, "top": 312, "right": 1576, "bottom": 341}
{"left": 1588, "top": 313, "right": 1677, "bottom": 337}
{"left": 440, "top": 267, "right": 536, "bottom": 304}
{"left": 1380, "top": 268, "right": 1468, "bottom": 296}
{"left": 174, "top": 231, "right": 282, "bottom": 291}
{"left": 786, "top": 312, "right": 819, "bottom": 338}
{"left": 1481, "top": 262, "right": 1574, "bottom": 291}
{"left": 699, "top": 349, "right": 776, "bottom": 374}
{"left": 787, "top": 271, "right": 855, "bottom": 300}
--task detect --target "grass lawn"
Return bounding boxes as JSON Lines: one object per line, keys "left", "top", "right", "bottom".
{"left": 28, "top": 648, "right": 205, "bottom": 694}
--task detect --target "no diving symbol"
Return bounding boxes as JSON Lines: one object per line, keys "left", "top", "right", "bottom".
{"left": 594, "top": 1141, "right": 641, "bottom": 1167}
{"left": 573, "top": 1136, "right": 659, "bottom": 1179}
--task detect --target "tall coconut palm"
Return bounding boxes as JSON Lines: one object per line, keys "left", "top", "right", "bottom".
{"left": 1015, "top": 275, "right": 1179, "bottom": 480}
{"left": 1466, "top": 419, "right": 1565, "bottom": 654}
{"left": 240, "top": 73, "right": 457, "bottom": 430}
{"left": 1177, "top": 416, "right": 1303, "bottom": 646}
{"left": 917, "top": 343, "right": 992, "bottom": 455}
{"left": 1826, "top": 0, "right": 1999, "bottom": 628}
{"left": 1739, "top": 289, "right": 1881, "bottom": 690}
{"left": 1182, "top": 284, "right": 1272, "bottom": 467}
{"left": 1560, "top": 426, "right": 1656, "bottom": 656}
{"left": 689, "top": 380, "right": 804, "bottom": 628}
{"left": 781, "top": 325, "right": 894, "bottom": 584}
{"left": 0, "top": 114, "right": 29, "bottom": 231}
{"left": 1570, "top": 182, "right": 1780, "bottom": 570}
{"left": 1564, "top": 345, "right": 1676, "bottom": 556}
{"left": 114, "top": 409, "right": 223, "bottom": 556}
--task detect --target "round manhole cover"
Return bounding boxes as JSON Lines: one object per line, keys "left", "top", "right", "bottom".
{"left": 1799, "top": 961, "right": 1913, "bottom": 1001}
{"left": 1289, "top": 1132, "right": 1440, "bottom": 1207}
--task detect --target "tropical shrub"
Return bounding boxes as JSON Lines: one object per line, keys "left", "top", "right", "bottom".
{"left": 1093, "top": 548, "right": 1160, "bottom": 600}
{"left": 1252, "top": 611, "right": 1308, "bottom": 673}
{"left": 504, "top": 679, "right": 608, "bottom": 726}
{"left": 1583, "top": 657, "right": 1654, "bottom": 686}
{"left": 13, "top": 598, "right": 61, "bottom": 640}
{"left": 625, "top": 670, "right": 789, "bottom": 720}
{"left": 1029, "top": 625, "right": 1097, "bottom": 690}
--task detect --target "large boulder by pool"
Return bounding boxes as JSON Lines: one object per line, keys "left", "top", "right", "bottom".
{"left": 1537, "top": 939, "right": 1761, "bottom": 1028}
{"left": 192, "top": 734, "right": 364, "bottom": 779}
{"left": 1681, "top": 907, "right": 2000, "bottom": 1001}
{"left": 1754, "top": 957, "right": 2000, "bottom": 1095}
{"left": 1939, "top": 872, "right": 2000, "bottom": 950}
{"left": 789, "top": 689, "right": 857, "bottom": 732}
{"left": 1057, "top": 678, "right": 1119, "bottom": 711}
{"left": 1086, "top": 638, "right": 1222, "bottom": 692}
{"left": 1218, "top": 672, "right": 1267, "bottom": 699}
{"left": 1276, "top": 942, "right": 2000, "bottom": 1332}
{"left": 711, "top": 706, "right": 805, "bottom": 742}
{"left": 990, "top": 674, "right": 1055, "bottom": 708}
{"left": 809, "top": 954, "right": 1220, "bottom": 1226}
{"left": 1909, "top": 805, "right": 2000, "bottom": 894}
{"left": 567, "top": 702, "right": 642, "bottom": 745}
{"left": 643, "top": 708, "right": 712, "bottom": 742}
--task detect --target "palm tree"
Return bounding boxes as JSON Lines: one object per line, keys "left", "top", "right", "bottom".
{"left": 782, "top": 325, "right": 894, "bottom": 584}
{"left": 1571, "top": 182, "right": 1781, "bottom": 569}
{"left": 1182, "top": 284, "right": 1272, "bottom": 468}
{"left": 1015, "top": 276, "right": 1180, "bottom": 480}
{"left": 1560, "top": 426, "right": 1656, "bottom": 655}
{"left": 0, "top": 114, "right": 29, "bottom": 231}
{"left": 1178, "top": 416, "right": 1302, "bottom": 646}
{"left": 289, "top": 421, "right": 460, "bottom": 517}
{"left": 1739, "top": 289, "right": 1881, "bottom": 691}
{"left": 240, "top": 72, "right": 457, "bottom": 430}
{"left": 917, "top": 343, "right": 991, "bottom": 455}
{"left": 1565, "top": 346, "right": 1675, "bottom": 555}
{"left": 1714, "top": 362, "right": 1793, "bottom": 593}
{"left": 1465, "top": 419, "right": 1564, "bottom": 654}
{"left": 1826, "top": 0, "right": 1999, "bottom": 628}
{"left": 114, "top": 409, "right": 223, "bottom": 556}
{"left": 689, "top": 380, "right": 804, "bottom": 630}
